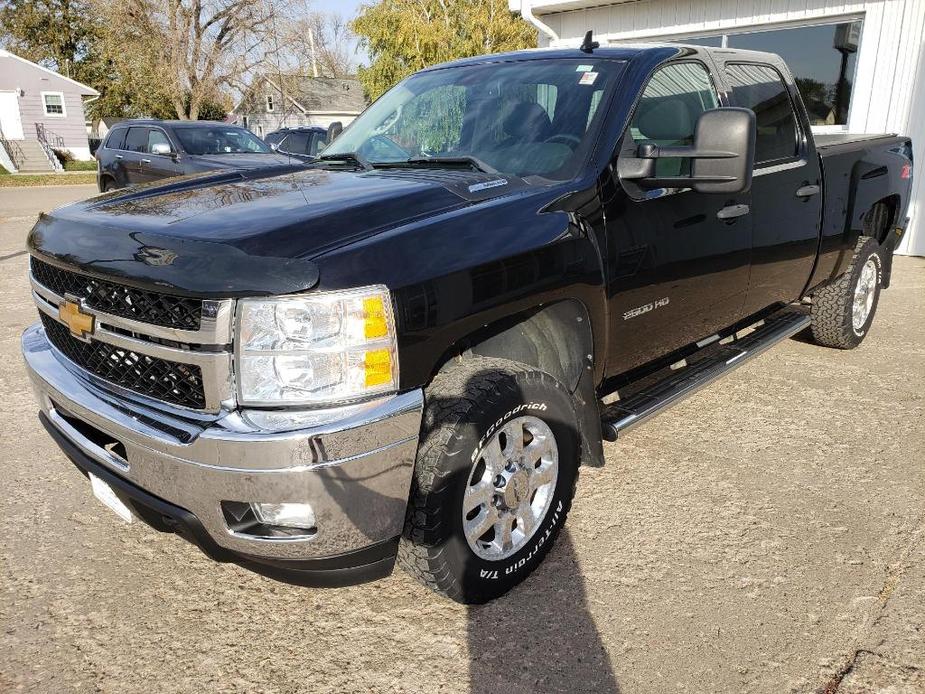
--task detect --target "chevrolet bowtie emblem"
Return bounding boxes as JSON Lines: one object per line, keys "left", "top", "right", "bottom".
{"left": 59, "top": 296, "right": 95, "bottom": 342}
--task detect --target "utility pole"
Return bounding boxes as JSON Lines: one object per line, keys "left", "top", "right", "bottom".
{"left": 309, "top": 27, "right": 319, "bottom": 78}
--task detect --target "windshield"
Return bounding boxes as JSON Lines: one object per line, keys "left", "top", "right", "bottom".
{"left": 324, "top": 58, "right": 624, "bottom": 180}
{"left": 174, "top": 126, "right": 272, "bottom": 155}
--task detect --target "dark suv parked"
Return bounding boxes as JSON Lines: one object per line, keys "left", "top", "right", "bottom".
{"left": 96, "top": 120, "right": 299, "bottom": 191}
{"left": 263, "top": 126, "right": 329, "bottom": 161}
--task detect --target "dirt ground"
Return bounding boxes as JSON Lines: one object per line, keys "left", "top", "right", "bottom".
{"left": 1, "top": 185, "right": 923, "bottom": 693}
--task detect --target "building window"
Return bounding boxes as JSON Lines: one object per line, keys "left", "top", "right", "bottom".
{"left": 42, "top": 92, "right": 66, "bottom": 117}
{"left": 265, "top": 94, "right": 274, "bottom": 112}
{"left": 672, "top": 19, "right": 862, "bottom": 127}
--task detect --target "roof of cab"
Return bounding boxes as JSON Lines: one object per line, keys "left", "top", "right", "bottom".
{"left": 422, "top": 43, "right": 783, "bottom": 72}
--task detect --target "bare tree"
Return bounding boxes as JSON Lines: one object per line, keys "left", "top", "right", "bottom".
{"left": 99, "top": 0, "right": 275, "bottom": 119}
{"left": 272, "top": 0, "right": 357, "bottom": 79}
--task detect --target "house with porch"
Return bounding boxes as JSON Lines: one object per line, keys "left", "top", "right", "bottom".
{"left": 0, "top": 49, "right": 99, "bottom": 172}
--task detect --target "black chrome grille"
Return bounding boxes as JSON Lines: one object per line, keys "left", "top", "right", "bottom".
{"left": 31, "top": 258, "right": 202, "bottom": 330}
{"left": 40, "top": 313, "right": 206, "bottom": 409}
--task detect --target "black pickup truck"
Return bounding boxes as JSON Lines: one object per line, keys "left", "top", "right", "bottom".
{"left": 23, "top": 44, "right": 913, "bottom": 604}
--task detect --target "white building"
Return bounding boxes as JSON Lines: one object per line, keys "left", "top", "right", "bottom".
{"left": 510, "top": 0, "right": 924, "bottom": 256}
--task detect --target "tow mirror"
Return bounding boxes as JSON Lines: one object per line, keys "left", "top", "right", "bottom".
{"left": 620, "top": 107, "right": 756, "bottom": 194}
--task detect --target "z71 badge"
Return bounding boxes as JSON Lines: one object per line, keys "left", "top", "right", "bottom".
{"left": 623, "top": 297, "right": 670, "bottom": 321}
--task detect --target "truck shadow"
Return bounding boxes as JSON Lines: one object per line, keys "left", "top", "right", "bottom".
{"left": 466, "top": 530, "right": 621, "bottom": 693}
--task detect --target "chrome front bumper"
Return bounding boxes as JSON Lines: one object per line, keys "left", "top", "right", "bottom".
{"left": 23, "top": 323, "right": 423, "bottom": 571}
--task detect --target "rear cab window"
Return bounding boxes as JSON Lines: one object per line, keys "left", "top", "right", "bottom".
{"left": 724, "top": 63, "right": 800, "bottom": 164}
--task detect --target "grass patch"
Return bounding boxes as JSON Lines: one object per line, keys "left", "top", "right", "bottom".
{"left": 0, "top": 173, "right": 97, "bottom": 187}
{"left": 64, "top": 160, "right": 98, "bottom": 172}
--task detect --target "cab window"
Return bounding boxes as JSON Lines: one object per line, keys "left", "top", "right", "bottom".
{"left": 629, "top": 62, "right": 719, "bottom": 176}
{"left": 124, "top": 127, "right": 149, "bottom": 153}
{"left": 725, "top": 63, "right": 799, "bottom": 164}
{"left": 147, "top": 129, "right": 171, "bottom": 154}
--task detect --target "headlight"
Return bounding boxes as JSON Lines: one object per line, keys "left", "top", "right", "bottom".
{"left": 236, "top": 286, "right": 398, "bottom": 406}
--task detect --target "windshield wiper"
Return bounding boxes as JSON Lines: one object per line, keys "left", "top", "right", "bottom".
{"left": 404, "top": 156, "right": 497, "bottom": 174}
{"left": 318, "top": 151, "right": 373, "bottom": 171}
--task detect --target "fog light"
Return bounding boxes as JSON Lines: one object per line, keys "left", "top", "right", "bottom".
{"left": 250, "top": 502, "right": 316, "bottom": 530}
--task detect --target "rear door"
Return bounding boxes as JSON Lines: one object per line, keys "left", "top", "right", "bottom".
{"left": 716, "top": 60, "right": 823, "bottom": 314}
{"left": 122, "top": 127, "right": 149, "bottom": 185}
{"left": 607, "top": 60, "right": 753, "bottom": 370}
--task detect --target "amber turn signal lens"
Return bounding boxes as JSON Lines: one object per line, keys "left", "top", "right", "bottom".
{"left": 364, "top": 349, "right": 393, "bottom": 387}
{"left": 363, "top": 296, "right": 389, "bottom": 340}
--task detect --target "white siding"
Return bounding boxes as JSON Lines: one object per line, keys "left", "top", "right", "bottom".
{"left": 535, "top": 0, "right": 925, "bottom": 255}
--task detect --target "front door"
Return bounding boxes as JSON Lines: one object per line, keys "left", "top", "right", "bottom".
{"left": 140, "top": 127, "right": 184, "bottom": 182}
{"left": 606, "top": 60, "right": 753, "bottom": 371}
{"left": 121, "top": 126, "right": 149, "bottom": 185}
{"left": 0, "top": 91, "right": 24, "bottom": 140}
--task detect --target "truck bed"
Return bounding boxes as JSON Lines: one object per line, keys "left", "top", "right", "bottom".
{"left": 814, "top": 132, "right": 901, "bottom": 151}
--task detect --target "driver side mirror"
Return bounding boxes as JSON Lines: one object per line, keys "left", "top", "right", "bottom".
{"left": 620, "top": 107, "right": 756, "bottom": 194}
{"left": 151, "top": 142, "right": 174, "bottom": 157}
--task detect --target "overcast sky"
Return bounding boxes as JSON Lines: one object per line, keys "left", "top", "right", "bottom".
{"left": 314, "top": 0, "right": 370, "bottom": 67}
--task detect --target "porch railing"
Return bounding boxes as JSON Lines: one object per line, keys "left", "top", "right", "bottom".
{"left": 35, "top": 123, "right": 65, "bottom": 171}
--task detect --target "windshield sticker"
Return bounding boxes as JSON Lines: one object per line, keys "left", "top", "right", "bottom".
{"left": 579, "top": 71, "right": 599, "bottom": 86}
{"left": 576, "top": 64, "right": 594, "bottom": 72}
{"left": 469, "top": 179, "right": 509, "bottom": 193}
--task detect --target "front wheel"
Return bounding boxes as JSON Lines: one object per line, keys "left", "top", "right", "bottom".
{"left": 398, "top": 356, "right": 579, "bottom": 604}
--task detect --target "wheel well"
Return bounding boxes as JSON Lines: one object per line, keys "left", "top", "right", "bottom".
{"left": 453, "top": 300, "right": 593, "bottom": 394}
{"left": 865, "top": 196, "right": 900, "bottom": 244}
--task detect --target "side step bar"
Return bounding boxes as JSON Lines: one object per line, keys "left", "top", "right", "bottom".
{"left": 600, "top": 308, "right": 811, "bottom": 441}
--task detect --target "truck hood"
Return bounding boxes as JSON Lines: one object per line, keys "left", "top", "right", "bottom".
{"left": 27, "top": 166, "right": 517, "bottom": 297}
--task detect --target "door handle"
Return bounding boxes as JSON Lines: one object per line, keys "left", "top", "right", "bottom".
{"left": 115, "top": 154, "right": 123, "bottom": 160}
{"left": 141, "top": 158, "right": 151, "bottom": 164}
{"left": 717, "top": 204, "right": 750, "bottom": 220}
{"left": 796, "top": 184, "right": 820, "bottom": 198}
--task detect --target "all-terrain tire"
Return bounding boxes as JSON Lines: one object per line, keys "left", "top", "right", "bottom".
{"left": 810, "top": 235, "right": 883, "bottom": 349}
{"left": 398, "top": 356, "right": 580, "bottom": 604}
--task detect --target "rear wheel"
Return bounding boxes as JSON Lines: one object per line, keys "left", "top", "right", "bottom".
{"left": 398, "top": 356, "right": 579, "bottom": 604}
{"left": 810, "top": 236, "right": 883, "bottom": 349}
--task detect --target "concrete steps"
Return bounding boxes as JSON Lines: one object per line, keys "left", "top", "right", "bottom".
{"left": 2, "top": 139, "right": 57, "bottom": 172}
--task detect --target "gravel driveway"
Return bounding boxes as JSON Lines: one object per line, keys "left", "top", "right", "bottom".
{"left": 1, "top": 185, "right": 923, "bottom": 693}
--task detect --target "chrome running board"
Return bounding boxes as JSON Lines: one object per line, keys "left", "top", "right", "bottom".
{"left": 601, "top": 308, "right": 811, "bottom": 441}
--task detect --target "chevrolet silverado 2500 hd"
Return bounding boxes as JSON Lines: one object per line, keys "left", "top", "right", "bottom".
{"left": 23, "top": 44, "right": 913, "bottom": 603}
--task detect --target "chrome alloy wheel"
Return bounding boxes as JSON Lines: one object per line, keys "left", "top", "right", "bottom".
{"left": 463, "top": 415, "right": 559, "bottom": 561}
{"left": 852, "top": 257, "right": 879, "bottom": 331}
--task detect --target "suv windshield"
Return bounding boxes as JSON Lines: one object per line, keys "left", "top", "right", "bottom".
{"left": 324, "top": 58, "right": 624, "bottom": 180}
{"left": 174, "top": 126, "right": 271, "bottom": 155}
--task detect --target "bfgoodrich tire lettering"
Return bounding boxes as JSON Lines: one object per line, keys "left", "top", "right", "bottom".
{"left": 398, "top": 356, "right": 579, "bottom": 604}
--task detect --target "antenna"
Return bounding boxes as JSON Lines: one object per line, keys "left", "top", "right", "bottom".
{"left": 580, "top": 30, "right": 599, "bottom": 54}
